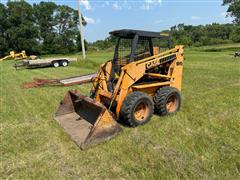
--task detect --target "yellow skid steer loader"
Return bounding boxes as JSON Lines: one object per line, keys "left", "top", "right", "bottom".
{"left": 0, "top": 50, "right": 27, "bottom": 62}
{"left": 54, "top": 29, "right": 184, "bottom": 149}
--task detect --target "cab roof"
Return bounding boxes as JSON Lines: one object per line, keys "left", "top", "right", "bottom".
{"left": 110, "top": 29, "right": 169, "bottom": 39}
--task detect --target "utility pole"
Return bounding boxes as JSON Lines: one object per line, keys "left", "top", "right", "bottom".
{"left": 77, "top": 0, "right": 86, "bottom": 60}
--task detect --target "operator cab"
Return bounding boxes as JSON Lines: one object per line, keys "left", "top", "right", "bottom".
{"left": 110, "top": 29, "right": 171, "bottom": 73}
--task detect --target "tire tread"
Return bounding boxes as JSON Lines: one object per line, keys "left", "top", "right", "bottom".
{"left": 120, "top": 92, "right": 154, "bottom": 127}
{"left": 153, "top": 86, "right": 181, "bottom": 116}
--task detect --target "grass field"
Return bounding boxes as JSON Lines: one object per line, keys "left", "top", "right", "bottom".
{"left": 1, "top": 48, "right": 240, "bottom": 179}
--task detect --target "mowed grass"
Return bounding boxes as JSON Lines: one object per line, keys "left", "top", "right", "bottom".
{"left": 0, "top": 49, "right": 240, "bottom": 179}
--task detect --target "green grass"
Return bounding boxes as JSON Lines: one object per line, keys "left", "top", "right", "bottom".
{"left": 195, "top": 43, "right": 240, "bottom": 52}
{"left": 1, "top": 48, "right": 240, "bottom": 179}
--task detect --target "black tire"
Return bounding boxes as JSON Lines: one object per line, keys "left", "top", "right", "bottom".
{"left": 52, "top": 61, "right": 60, "bottom": 68}
{"left": 120, "top": 91, "right": 154, "bottom": 127}
{"left": 61, "top": 60, "right": 68, "bottom": 67}
{"left": 89, "top": 88, "right": 96, "bottom": 99}
{"left": 153, "top": 86, "right": 181, "bottom": 116}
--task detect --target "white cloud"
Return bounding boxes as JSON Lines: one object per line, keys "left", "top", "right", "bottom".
{"left": 85, "top": 17, "right": 95, "bottom": 24}
{"left": 191, "top": 16, "right": 201, "bottom": 20}
{"left": 80, "top": 0, "right": 92, "bottom": 10}
{"left": 112, "top": 2, "right": 122, "bottom": 10}
{"left": 220, "top": 12, "right": 227, "bottom": 18}
{"left": 142, "top": 0, "right": 162, "bottom": 10}
{"left": 84, "top": 17, "right": 101, "bottom": 24}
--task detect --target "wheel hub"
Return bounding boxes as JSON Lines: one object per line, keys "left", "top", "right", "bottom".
{"left": 134, "top": 102, "right": 149, "bottom": 121}
{"left": 166, "top": 95, "right": 177, "bottom": 113}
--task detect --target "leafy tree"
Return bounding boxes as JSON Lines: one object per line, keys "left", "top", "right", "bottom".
{"left": 223, "top": 0, "right": 240, "bottom": 24}
{"left": 53, "top": 5, "right": 80, "bottom": 53}
{"left": 33, "top": 2, "right": 87, "bottom": 54}
{"left": 0, "top": 3, "right": 8, "bottom": 56}
{"left": 0, "top": 1, "right": 89, "bottom": 56}
{"left": 33, "top": 2, "right": 58, "bottom": 54}
{"left": 77, "top": 34, "right": 88, "bottom": 51}
{"left": 6, "top": 1, "right": 39, "bottom": 54}
{"left": 230, "top": 26, "right": 240, "bottom": 42}
{"left": 167, "top": 23, "right": 237, "bottom": 47}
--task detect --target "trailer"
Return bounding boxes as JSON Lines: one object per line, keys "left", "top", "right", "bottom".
{"left": 14, "top": 57, "right": 77, "bottom": 69}
{"left": 235, "top": 52, "right": 240, "bottom": 57}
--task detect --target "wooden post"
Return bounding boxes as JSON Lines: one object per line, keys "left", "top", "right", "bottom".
{"left": 77, "top": 0, "right": 86, "bottom": 60}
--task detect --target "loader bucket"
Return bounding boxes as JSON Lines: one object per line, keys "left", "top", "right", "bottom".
{"left": 54, "top": 90, "right": 122, "bottom": 150}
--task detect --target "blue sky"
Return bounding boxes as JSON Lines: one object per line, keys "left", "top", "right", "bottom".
{"left": 1, "top": 0, "right": 233, "bottom": 42}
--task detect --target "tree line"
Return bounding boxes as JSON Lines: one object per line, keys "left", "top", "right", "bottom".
{"left": 90, "top": 23, "right": 239, "bottom": 50}
{"left": 0, "top": 1, "right": 87, "bottom": 57}
{"left": 170, "top": 23, "right": 239, "bottom": 46}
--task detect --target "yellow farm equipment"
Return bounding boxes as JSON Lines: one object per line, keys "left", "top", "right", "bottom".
{"left": 0, "top": 50, "right": 36, "bottom": 62}
{"left": 54, "top": 29, "right": 185, "bottom": 149}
